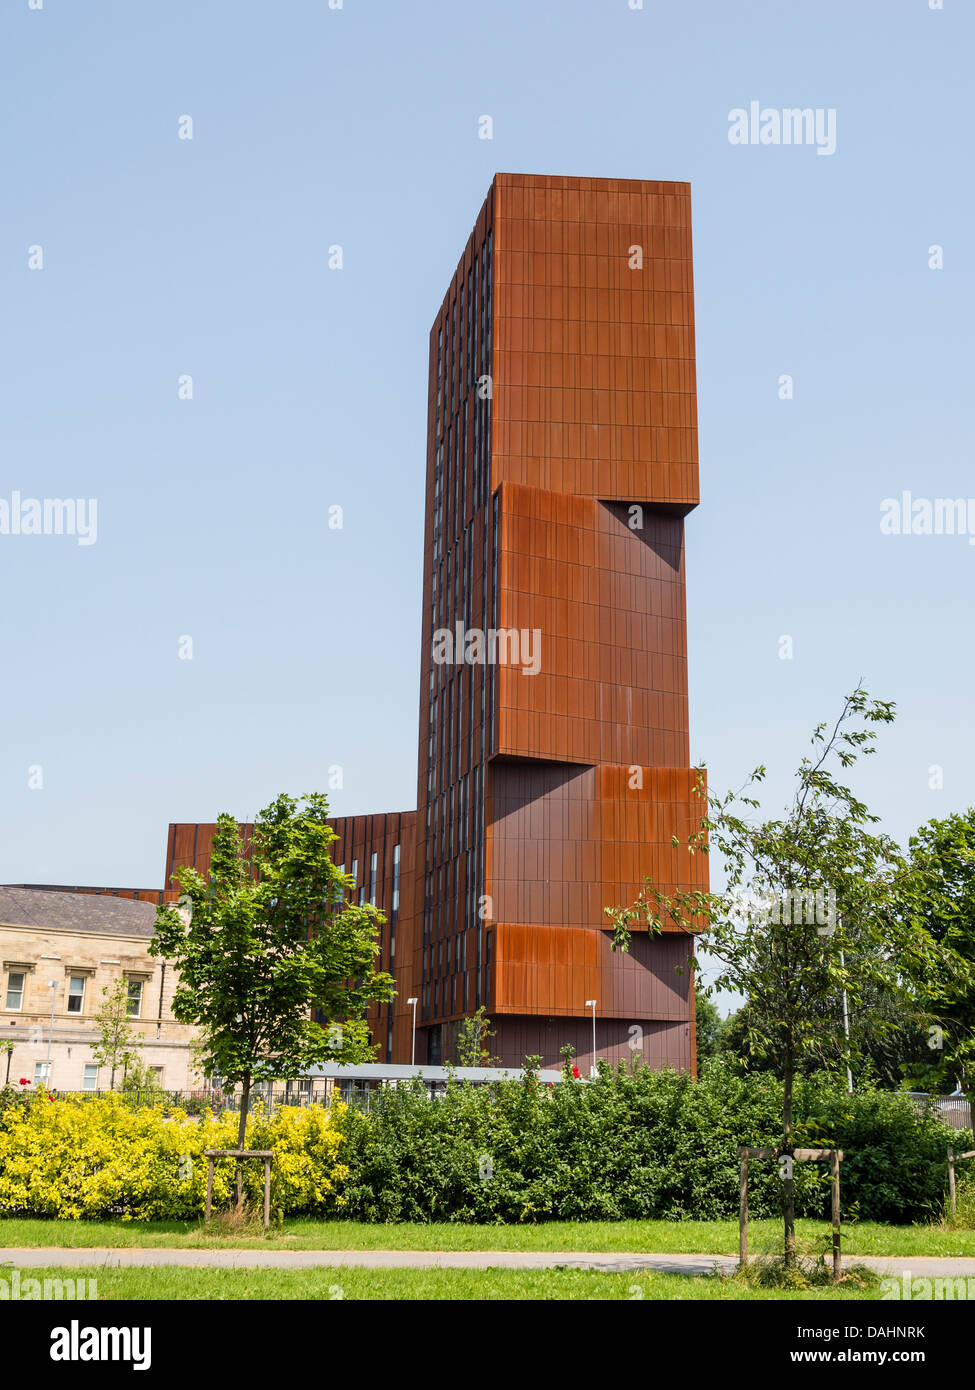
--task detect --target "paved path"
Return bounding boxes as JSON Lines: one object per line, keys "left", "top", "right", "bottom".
{"left": 2, "top": 1248, "right": 975, "bottom": 1277}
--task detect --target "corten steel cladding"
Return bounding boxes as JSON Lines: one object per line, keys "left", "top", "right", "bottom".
{"left": 408, "top": 174, "right": 704, "bottom": 1071}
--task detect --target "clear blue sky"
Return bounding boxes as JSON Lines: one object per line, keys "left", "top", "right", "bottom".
{"left": 2, "top": 0, "right": 972, "bottom": 895}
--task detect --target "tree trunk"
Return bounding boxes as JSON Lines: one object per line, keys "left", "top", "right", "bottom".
{"left": 235, "top": 1074, "right": 251, "bottom": 1211}
{"left": 782, "top": 1063, "right": 796, "bottom": 1270}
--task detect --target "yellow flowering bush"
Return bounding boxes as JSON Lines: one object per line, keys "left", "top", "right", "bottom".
{"left": 0, "top": 1093, "right": 351, "bottom": 1221}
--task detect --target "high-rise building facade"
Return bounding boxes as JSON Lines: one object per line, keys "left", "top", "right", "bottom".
{"left": 27, "top": 173, "right": 705, "bottom": 1076}
{"left": 395, "top": 173, "right": 705, "bottom": 1069}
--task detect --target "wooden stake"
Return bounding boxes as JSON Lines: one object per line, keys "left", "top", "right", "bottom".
{"left": 948, "top": 1148, "right": 956, "bottom": 1222}
{"left": 203, "top": 1148, "right": 273, "bottom": 1226}
{"left": 947, "top": 1148, "right": 975, "bottom": 1223}
{"left": 831, "top": 1148, "right": 841, "bottom": 1282}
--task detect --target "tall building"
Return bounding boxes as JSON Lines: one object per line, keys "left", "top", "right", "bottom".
{"left": 15, "top": 173, "right": 706, "bottom": 1076}
{"left": 399, "top": 172, "right": 705, "bottom": 1069}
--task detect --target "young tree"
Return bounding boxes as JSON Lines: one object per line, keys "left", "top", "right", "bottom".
{"left": 455, "top": 1006, "right": 497, "bottom": 1067}
{"left": 608, "top": 688, "right": 970, "bottom": 1271}
{"left": 91, "top": 979, "right": 144, "bottom": 1089}
{"left": 151, "top": 792, "right": 394, "bottom": 1206}
{"left": 119, "top": 1056, "right": 165, "bottom": 1097}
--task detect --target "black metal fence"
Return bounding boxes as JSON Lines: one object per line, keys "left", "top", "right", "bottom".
{"left": 41, "top": 1084, "right": 379, "bottom": 1114}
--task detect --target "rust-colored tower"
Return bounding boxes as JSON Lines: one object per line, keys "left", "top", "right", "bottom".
{"left": 393, "top": 172, "right": 705, "bottom": 1069}
{"left": 152, "top": 173, "right": 705, "bottom": 1074}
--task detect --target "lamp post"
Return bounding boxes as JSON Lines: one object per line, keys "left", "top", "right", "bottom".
{"left": 585, "top": 1000, "right": 597, "bottom": 1077}
{"left": 839, "top": 939, "right": 853, "bottom": 1095}
{"left": 2, "top": 1040, "right": 13, "bottom": 1085}
{"left": 407, "top": 998, "right": 418, "bottom": 1066}
{"left": 43, "top": 979, "right": 59, "bottom": 1088}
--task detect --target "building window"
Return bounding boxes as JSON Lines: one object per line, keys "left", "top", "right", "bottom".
{"left": 149, "top": 1066, "right": 164, "bottom": 1084}
{"left": 66, "top": 976, "right": 86, "bottom": 1014}
{"left": 333, "top": 862, "right": 346, "bottom": 906}
{"left": 34, "top": 1062, "right": 50, "bottom": 1086}
{"left": 126, "top": 980, "right": 143, "bottom": 1017}
{"left": 82, "top": 1064, "right": 98, "bottom": 1092}
{"left": 4, "top": 971, "right": 25, "bottom": 1011}
{"left": 369, "top": 851, "right": 378, "bottom": 906}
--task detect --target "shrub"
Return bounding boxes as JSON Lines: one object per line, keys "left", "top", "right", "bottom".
{"left": 332, "top": 1059, "right": 969, "bottom": 1225}
{"left": 0, "top": 1064, "right": 966, "bottom": 1225}
{"left": 0, "top": 1092, "right": 349, "bottom": 1221}
{"left": 0, "top": 1084, "right": 29, "bottom": 1123}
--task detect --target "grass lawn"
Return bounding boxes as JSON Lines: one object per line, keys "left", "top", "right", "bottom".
{"left": 1, "top": 1216, "right": 973, "bottom": 1257}
{"left": 10, "top": 1265, "right": 883, "bottom": 1300}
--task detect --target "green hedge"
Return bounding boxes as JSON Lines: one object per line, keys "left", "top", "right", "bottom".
{"left": 0, "top": 1063, "right": 966, "bottom": 1224}
{"left": 332, "top": 1060, "right": 969, "bottom": 1225}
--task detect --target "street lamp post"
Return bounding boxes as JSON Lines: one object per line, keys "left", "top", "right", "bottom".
{"left": 407, "top": 998, "right": 419, "bottom": 1067}
{"left": 44, "top": 979, "right": 59, "bottom": 1088}
{"left": 585, "top": 1000, "right": 597, "bottom": 1077}
{"left": 839, "top": 940, "right": 853, "bottom": 1095}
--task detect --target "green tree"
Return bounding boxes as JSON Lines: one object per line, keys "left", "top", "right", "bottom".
{"left": 91, "top": 979, "right": 144, "bottom": 1089}
{"left": 694, "top": 993, "right": 725, "bottom": 1064}
{"left": 455, "top": 1007, "right": 497, "bottom": 1067}
{"left": 119, "top": 1056, "right": 167, "bottom": 1098}
{"left": 898, "top": 809, "right": 975, "bottom": 1099}
{"left": 720, "top": 990, "right": 931, "bottom": 1089}
{"left": 608, "top": 687, "right": 970, "bottom": 1271}
{"left": 151, "top": 792, "right": 394, "bottom": 1207}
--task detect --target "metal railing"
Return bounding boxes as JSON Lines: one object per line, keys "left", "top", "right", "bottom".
{"left": 906, "top": 1092, "right": 973, "bottom": 1131}
{"left": 35, "top": 1084, "right": 379, "bottom": 1114}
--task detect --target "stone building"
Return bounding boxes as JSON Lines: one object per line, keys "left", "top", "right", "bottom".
{"left": 0, "top": 886, "right": 197, "bottom": 1092}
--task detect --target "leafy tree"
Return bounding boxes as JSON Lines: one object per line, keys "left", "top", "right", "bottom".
{"left": 720, "top": 990, "right": 931, "bottom": 1090}
{"left": 694, "top": 993, "right": 725, "bottom": 1064}
{"left": 455, "top": 1007, "right": 497, "bottom": 1067}
{"left": 151, "top": 792, "right": 394, "bottom": 1207}
{"left": 897, "top": 810, "right": 975, "bottom": 1098}
{"left": 608, "top": 687, "right": 971, "bottom": 1271}
{"left": 119, "top": 1056, "right": 165, "bottom": 1097}
{"left": 91, "top": 979, "right": 144, "bottom": 1089}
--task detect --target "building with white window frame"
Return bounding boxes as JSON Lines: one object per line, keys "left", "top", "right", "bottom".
{"left": 0, "top": 886, "right": 197, "bottom": 1092}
